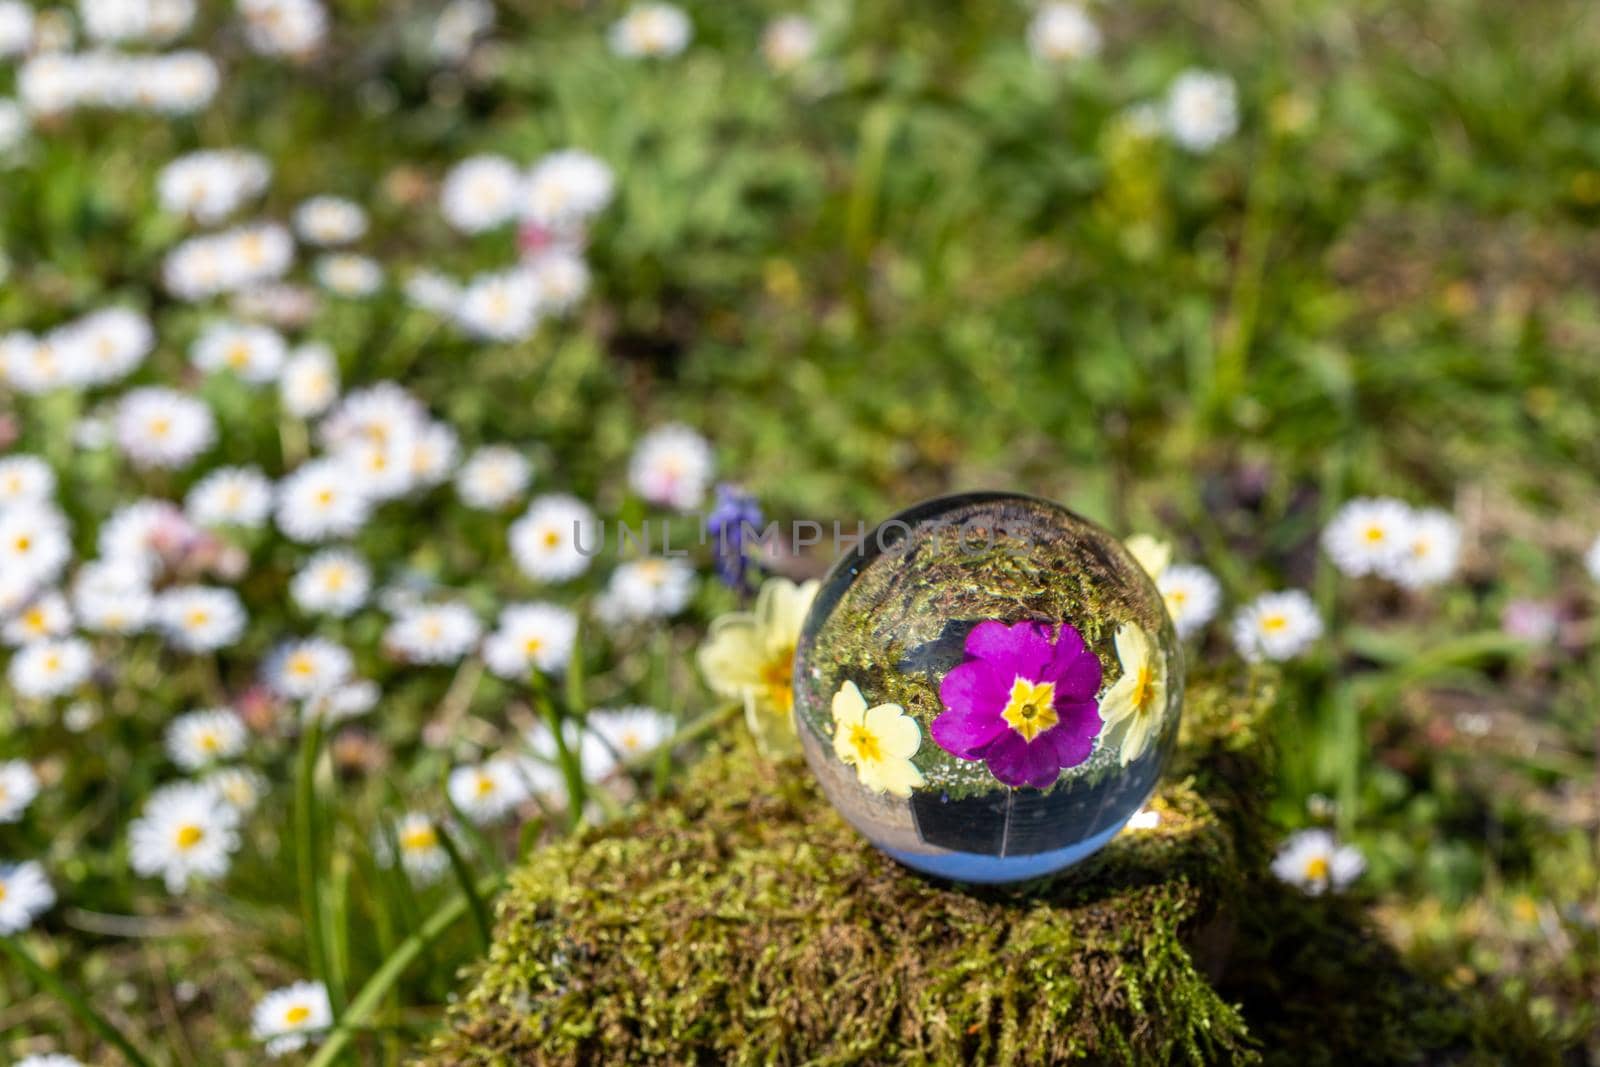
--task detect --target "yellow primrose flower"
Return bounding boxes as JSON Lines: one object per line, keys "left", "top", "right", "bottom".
{"left": 829, "top": 681, "right": 925, "bottom": 798}
{"left": 1097, "top": 622, "right": 1168, "bottom": 766}
{"left": 1124, "top": 534, "right": 1171, "bottom": 580}
{"left": 696, "top": 576, "right": 819, "bottom": 757}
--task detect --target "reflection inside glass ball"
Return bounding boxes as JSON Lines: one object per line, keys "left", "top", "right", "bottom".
{"left": 793, "top": 492, "right": 1183, "bottom": 883}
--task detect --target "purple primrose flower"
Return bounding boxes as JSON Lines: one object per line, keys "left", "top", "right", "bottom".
{"left": 931, "top": 619, "right": 1103, "bottom": 789}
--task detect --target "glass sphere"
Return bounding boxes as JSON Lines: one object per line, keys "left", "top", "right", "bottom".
{"left": 794, "top": 492, "right": 1183, "bottom": 883}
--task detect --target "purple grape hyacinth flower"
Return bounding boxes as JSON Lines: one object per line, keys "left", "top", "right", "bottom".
{"left": 931, "top": 619, "right": 1104, "bottom": 789}
{"left": 705, "top": 483, "right": 763, "bottom": 593}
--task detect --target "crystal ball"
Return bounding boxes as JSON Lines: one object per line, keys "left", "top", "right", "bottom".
{"left": 793, "top": 492, "right": 1183, "bottom": 883}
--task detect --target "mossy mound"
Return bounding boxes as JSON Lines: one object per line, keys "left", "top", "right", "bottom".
{"left": 425, "top": 675, "right": 1554, "bottom": 1066}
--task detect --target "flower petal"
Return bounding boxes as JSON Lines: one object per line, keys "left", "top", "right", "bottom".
{"left": 983, "top": 732, "right": 1062, "bottom": 789}
{"left": 964, "top": 619, "right": 1053, "bottom": 678}
{"left": 930, "top": 704, "right": 1008, "bottom": 760}
{"left": 1040, "top": 701, "right": 1099, "bottom": 770}
{"left": 864, "top": 702, "right": 922, "bottom": 759}
{"left": 938, "top": 658, "right": 1008, "bottom": 717}
{"left": 1045, "top": 622, "right": 1101, "bottom": 698}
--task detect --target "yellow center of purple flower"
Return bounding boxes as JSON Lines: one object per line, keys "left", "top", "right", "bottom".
{"left": 1000, "top": 677, "right": 1059, "bottom": 742}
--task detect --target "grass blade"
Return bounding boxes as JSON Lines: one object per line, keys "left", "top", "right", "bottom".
{"left": 1, "top": 935, "right": 161, "bottom": 1067}
{"left": 432, "top": 820, "right": 492, "bottom": 951}
{"left": 303, "top": 876, "right": 499, "bottom": 1067}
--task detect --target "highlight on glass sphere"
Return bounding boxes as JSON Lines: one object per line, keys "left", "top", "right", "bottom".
{"left": 793, "top": 492, "right": 1183, "bottom": 883}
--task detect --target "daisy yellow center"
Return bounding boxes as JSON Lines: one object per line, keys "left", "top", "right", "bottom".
{"left": 225, "top": 342, "right": 252, "bottom": 369}
{"left": 175, "top": 823, "right": 205, "bottom": 850}
{"left": 288, "top": 654, "right": 315, "bottom": 676}
{"left": 522, "top": 636, "right": 544, "bottom": 655}
{"left": 761, "top": 647, "right": 795, "bottom": 714}
{"left": 23, "top": 607, "right": 45, "bottom": 630}
{"left": 315, "top": 489, "right": 334, "bottom": 507}
{"left": 284, "top": 1004, "right": 311, "bottom": 1026}
{"left": 0, "top": 882, "right": 7, "bottom": 902}
{"left": 1363, "top": 525, "right": 1386, "bottom": 544}
{"left": 1001, "top": 677, "right": 1058, "bottom": 742}
{"left": 1303, "top": 856, "right": 1330, "bottom": 881}
{"left": 400, "top": 826, "right": 437, "bottom": 852}
{"left": 15, "top": 534, "right": 31, "bottom": 552}
{"left": 186, "top": 609, "right": 210, "bottom": 630}
{"left": 474, "top": 774, "right": 496, "bottom": 796}
{"left": 1259, "top": 614, "right": 1288, "bottom": 634}
{"left": 149, "top": 416, "right": 171, "bottom": 438}
{"left": 1166, "top": 589, "right": 1188, "bottom": 607}
{"left": 199, "top": 731, "right": 220, "bottom": 752}
{"left": 620, "top": 730, "right": 640, "bottom": 751}
{"left": 43, "top": 653, "right": 61, "bottom": 672}
{"left": 541, "top": 528, "right": 561, "bottom": 549}
{"left": 323, "top": 567, "right": 347, "bottom": 590}
{"left": 843, "top": 722, "right": 882, "bottom": 764}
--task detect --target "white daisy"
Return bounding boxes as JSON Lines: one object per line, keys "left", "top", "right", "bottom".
{"left": 1027, "top": 2, "right": 1101, "bottom": 64}
{"left": 588, "top": 705, "right": 674, "bottom": 763}
{"left": 1270, "top": 829, "right": 1365, "bottom": 895}
{"left": 71, "top": 558, "right": 154, "bottom": 633}
{"left": 289, "top": 549, "right": 371, "bottom": 617}
{"left": 0, "top": 503, "right": 70, "bottom": 588}
{"left": 263, "top": 637, "right": 353, "bottom": 700}
{"left": 279, "top": 342, "right": 340, "bottom": 418}
{"left": 0, "top": 759, "right": 40, "bottom": 823}
{"left": 385, "top": 601, "right": 482, "bottom": 664}
{"left": 509, "top": 494, "right": 598, "bottom": 582}
{"left": 0, "top": 331, "right": 85, "bottom": 395}
{"left": 1231, "top": 590, "right": 1322, "bottom": 663}
{"left": 482, "top": 601, "right": 578, "bottom": 678}
{"left": 165, "top": 707, "right": 248, "bottom": 771}
{"left": 0, "top": 1, "right": 34, "bottom": 57}
{"left": 191, "top": 320, "right": 287, "bottom": 384}
{"left": 275, "top": 460, "right": 374, "bottom": 542}
{"left": 2, "top": 588, "right": 72, "bottom": 646}
{"left": 9, "top": 637, "right": 93, "bottom": 699}
{"left": 251, "top": 980, "right": 332, "bottom": 1057}
{"left": 185, "top": 466, "right": 274, "bottom": 528}
{"left": 455, "top": 268, "right": 541, "bottom": 342}
{"left": 380, "top": 811, "right": 449, "bottom": 885}
{"left": 0, "top": 860, "right": 55, "bottom": 933}
{"left": 519, "top": 149, "right": 615, "bottom": 231}
{"left": 128, "top": 780, "right": 241, "bottom": 893}
{"left": 455, "top": 445, "right": 531, "bottom": 511}
{"left": 521, "top": 249, "right": 590, "bottom": 315}
{"left": 154, "top": 585, "right": 247, "bottom": 652}
{"left": 1157, "top": 563, "right": 1221, "bottom": 639}
{"left": 408, "top": 421, "right": 460, "bottom": 488}
{"left": 67, "top": 306, "right": 154, "bottom": 384}
{"left": 403, "top": 269, "right": 461, "bottom": 314}
{"left": 315, "top": 253, "right": 383, "bottom": 297}
{"left": 1379, "top": 508, "right": 1461, "bottom": 590}
{"left": 595, "top": 557, "right": 695, "bottom": 625}
{"left": 206, "top": 765, "right": 268, "bottom": 815}
{"left": 439, "top": 154, "right": 521, "bottom": 233}
{"left": 0, "top": 455, "right": 55, "bottom": 509}
{"left": 116, "top": 387, "right": 216, "bottom": 469}
{"left": 157, "top": 149, "right": 270, "bottom": 224}
{"left": 761, "top": 15, "right": 817, "bottom": 73}
{"left": 293, "top": 195, "right": 367, "bottom": 246}
{"left": 608, "top": 3, "right": 691, "bottom": 59}
{"left": 239, "top": 0, "right": 327, "bottom": 57}
{"left": 305, "top": 678, "right": 379, "bottom": 724}
{"left": 98, "top": 499, "right": 182, "bottom": 578}
{"left": 447, "top": 756, "right": 528, "bottom": 825}
{"left": 628, "top": 423, "right": 712, "bottom": 510}
{"left": 1165, "top": 68, "right": 1239, "bottom": 152}
{"left": 13, "top": 1054, "right": 85, "bottom": 1067}
{"left": 1321, "top": 497, "right": 1413, "bottom": 578}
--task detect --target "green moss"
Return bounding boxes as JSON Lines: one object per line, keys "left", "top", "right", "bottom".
{"left": 424, "top": 674, "right": 1555, "bottom": 1066}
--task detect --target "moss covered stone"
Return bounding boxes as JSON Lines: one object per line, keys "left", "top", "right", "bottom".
{"left": 425, "top": 674, "right": 1555, "bottom": 1066}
